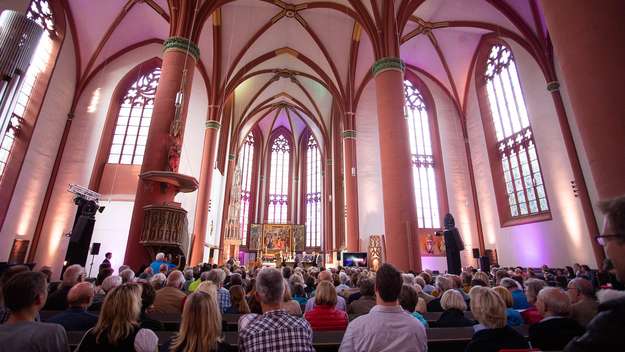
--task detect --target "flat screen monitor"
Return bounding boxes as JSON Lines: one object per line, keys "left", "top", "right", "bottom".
{"left": 342, "top": 252, "right": 367, "bottom": 267}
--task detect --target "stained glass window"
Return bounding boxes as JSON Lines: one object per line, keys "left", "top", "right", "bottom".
{"left": 404, "top": 80, "right": 440, "bottom": 229}
{"left": 305, "top": 135, "right": 322, "bottom": 247}
{"left": 238, "top": 132, "right": 255, "bottom": 245}
{"left": 108, "top": 67, "right": 161, "bottom": 165}
{"left": 484, "top": 44, "right": 549, "bottom": 217}
{"left": 0, "top": 0, "right": 55, "bottom": 179}
{"left": 267, "top": 134, "right": 290, "bottom": 223}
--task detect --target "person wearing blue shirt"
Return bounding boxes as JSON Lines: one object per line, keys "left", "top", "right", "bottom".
{"left": 493, "top": 286, "right": 525, "bottom": 326}
{"left": 149, "top": 252, "right": 176, "bottom": 274}
{"left": 501, "top": 278, "right": 530, "bottom": 309}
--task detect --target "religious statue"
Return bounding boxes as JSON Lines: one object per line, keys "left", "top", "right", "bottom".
{"left": 436, "top": 213, "right": 465, "bottom": 275}
{"left": 167, "top": 143, "right": 181, "bottom": 171}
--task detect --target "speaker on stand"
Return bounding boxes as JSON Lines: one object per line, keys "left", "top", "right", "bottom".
{"left": 472, "top": 248, "right": 480, "bottom": 268}
{"left": 88, "top": 242, "right": 100, "bottom": 278}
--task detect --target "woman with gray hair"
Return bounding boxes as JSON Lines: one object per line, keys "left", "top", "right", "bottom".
{"left": 521, "top": 278, "right": 547, "bottom": 324}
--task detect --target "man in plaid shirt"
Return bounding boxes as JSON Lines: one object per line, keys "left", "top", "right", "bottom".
{"left": 239, "top": 267, "right": 314, "bottom": 352}
{"left": 207, "top": 269, "right": 231, "bottom": 313}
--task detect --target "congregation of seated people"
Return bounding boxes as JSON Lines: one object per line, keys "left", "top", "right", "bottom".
{"left": 0, "top": 196, "right": 624, "bottom": 352}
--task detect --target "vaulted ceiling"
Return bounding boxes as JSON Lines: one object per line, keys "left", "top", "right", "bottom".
{"left": 62, "top": 0, "right": 551, "bottom": 149}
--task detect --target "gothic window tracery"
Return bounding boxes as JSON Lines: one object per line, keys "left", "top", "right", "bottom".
{"left": 267, "top": 133, "right": 291, "bottom": 223}
{"left": 305, "top": 134, "right": 321, "bottom": 247}
{"left": 108, "top": 67, "right": 161, "bottom": 165}
{"left": 0, "top": 0, "right": 55, "bottom": 179}
{"left": 484, "top": 44, "right": 549, "bottom": 218}
{"left": 238, "top": 132, "right": 255, "bottom": 244}
{"left": 404, "top": 80, "right": 440, "bottom": 228}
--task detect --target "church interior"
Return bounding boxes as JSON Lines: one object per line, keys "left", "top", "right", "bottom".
{"left": 0, "top": 0, "right": 623, "bottom": 280}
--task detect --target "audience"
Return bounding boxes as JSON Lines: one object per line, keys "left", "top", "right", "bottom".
{"left": 565, "top": 195, "right": 625, "bottom": 351}
{"left": 500, "top": 277, "right": 530, "bottom": 309}
{"left": 339, "top": 264, "right": 427, "bottom": 352}
{"left": 0, "top": 264, "right": 30, "bottom": 323}
{"left": 465, "top": 287, "right": 529, "bottom": 352}
{"left": 492, "top": 286, "right": 524, "bottom": 326}
{"left": 434, "top": 289, "right": 474, "bottom": 327}
{"left": 226, "top": 285, "right": 250, "bottom": 314}
{"left": 138, "top": 282, "right": 163, "bottom": 331}
{"left": 164, "top": 291, "right": 228, "bottom": 352}
{"left": 238, "top": 267, "right": 314, "bottom": 351}
{"left": 398, "top": 284, "right": 428, "bottom": 327}
{"left": 90, "top": 275, "right": 122, "bottom": 311}
{"left": 529, "top": 287, "right": 584, "bottom": 351}
{"left": 282, "top": 280, "right": 303, "bottom": 315}
{"left": 75, "top": 283, "right": 157, "bottom": 351}
{"left": 152, "top": 270, "right": 186, "bottom": 314}
{"left": 305, "top": 281, "right": 348, "bottom": 331}
{"left": 426, "top": 275, "right": 453, "bottom": 312}
{"left": 567, "top": 277, "right": 599, "bottom": 327}
{"left": 44, "top": 264, "right": 84, "bottom": 310}
{"left": 120, "top": 269, "right": 135, "bottom": 284}
{"left": 305, "top": 271, "right": 347, "bottom": 312}
{"left": 150, "top": 252, "right": 175, "bottom": 275}
{"left": 150, "top": 273, "right": 167, "bottom": 290}
{"left": 47, "top": 282, "right": 98, "bottom": 331}
{"left": 521, "top": 278, "right": 546, "bottom": 324}
{"left": 347, "top": 277, "right": 376, "bottom": 315}
{"left": 207, "top": 269, "right": 231, "bottom": 313}
{"left": 0, "top": 271, "right": 69, "bottom": 352}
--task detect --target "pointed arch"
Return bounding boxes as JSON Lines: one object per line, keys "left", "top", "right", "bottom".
{"left": 237, "top": 127, "right": 260, "bottom": 247}
{"left": 475, "top": 38, "right": 551, "bottom": 226}
{"left": 264, "top": 126, "right": 294, "bottom": 224}
{"left": 300, "top": 129, "right": 323, "bottom": 248}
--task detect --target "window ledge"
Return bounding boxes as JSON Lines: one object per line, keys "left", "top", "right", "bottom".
{"left": 500, "top": 212, "right": 552, "bottom": 228}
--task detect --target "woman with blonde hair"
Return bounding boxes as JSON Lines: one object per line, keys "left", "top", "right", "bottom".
{"left": 304, "top": 281, "right": 348, "bottom": 331}
{"left": 226, "top": 285, "right": 250, "bottom": 314}
{"left": 166, "top": 291, "right": 228, "bottom": 352}
{"left": 492, "top": 286, "right": 524, "bottom": 326}
{"left": 434, "top": 289, "right": 474, "bottom": 327}
{"left": 465, "top": 288, "right": 528, "bottom": 352}
{"left": 76, "top": 283, "right": 158, "bottom": 351}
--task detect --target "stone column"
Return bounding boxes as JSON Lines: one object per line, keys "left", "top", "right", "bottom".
{"left": 123, "top": 37, "right": 199, "bottom": 269}
{"left": 189, "top": 119, "right": 221, "bottom": 265}
{"left": 342, "top": 127, "right": 360, "bottom": 251}
{"left": 540, "top": 0, "right": 625, "bottom": 199}
{"left": 372, "top": 57, "right": 421, "bottom": 272}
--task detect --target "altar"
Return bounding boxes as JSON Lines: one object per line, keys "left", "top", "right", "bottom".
{"left": 250, "top": 223, "right": 306, "bottom": 266}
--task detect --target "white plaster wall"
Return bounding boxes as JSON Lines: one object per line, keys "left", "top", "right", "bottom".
{"left": 415, "top": 72, "right": 480, "bottom": 269}
{"left": 355, "top": 81, "right": 385, "bottom": 251}
{"left": 32, "top": 44, "right": 165, "bottom": 278}
{"left": 0, "top": 20, "right": 76, "bottom": 261}
{"left": 465, "top": 40, "right": 596, "bottom": 268}
{"left": 87, "top": 201, "right": 134, "bottom": 275}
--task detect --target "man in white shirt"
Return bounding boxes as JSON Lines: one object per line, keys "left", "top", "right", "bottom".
{"left": 339, "top": 263, "right": 427, "bottom": 352}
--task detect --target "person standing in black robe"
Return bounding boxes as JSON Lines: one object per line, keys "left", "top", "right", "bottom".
{"left": 441, "top": 213, "right": 464, "bottom": 275}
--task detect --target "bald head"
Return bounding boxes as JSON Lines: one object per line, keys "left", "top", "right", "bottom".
{"left": 537, "top": 287, "right": 570, "bottom": 317}
{"left": 567, "top": 277, "right": 595, "bottom": 304}
{"left": 67, "top": 282, "right": 95, "bottom": 308}
{"left": 318, "top": 270, "right": 332, "bottom": 282}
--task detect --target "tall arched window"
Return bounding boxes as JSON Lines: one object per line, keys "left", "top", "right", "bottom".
{"left": 238, "top": 132, "right": 255, "bottom": 245}
{"left": 305, "top": 134, "right": 322, "bottom": 247}
{"left": 107, "top": 67, "right": 161, "bottom": 165}
{"left": 0, "top": 0, "right": 55, "bottom": 179}
{"left": 482, "top": 44, "right": 549, "bottom": 220}
{"left": 267, "top": 133, "right": 291, "bottom": 223}
{"left": 404, "top": 80, "right": 440, "bottom": 229}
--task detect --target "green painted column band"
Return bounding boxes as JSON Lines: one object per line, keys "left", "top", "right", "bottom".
{"left": 371, "top": 57, "right": 405, "bottom": 76}
{"left": 205, "top": 120, "right": 221, "bottom": 129}
{"left": 228, "top": 154, "right": 235, "bottom": 161}
{"left": 546, "top": 81, "right": 560, "bottom": 92}
{"left": 327, "top": 159, "right": 333, "bottom": 166}
{"left": 163, "top": 37, "right": 200, "bottom": 60}
{"left": 342, "top": 130, "right": 357, "bottom": 139}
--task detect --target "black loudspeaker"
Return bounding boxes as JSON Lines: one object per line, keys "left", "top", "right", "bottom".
{"left": 479, "top": 255, "right": 491, "bottom": 272}
{"left": 472, "top": 248, "right": 480, "bottom": 259}
{"left": 90, "top": 243, "right": 101, "bottom": 255}
{"left": 336, "top": 252, "right": 341, "bottom": 261}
